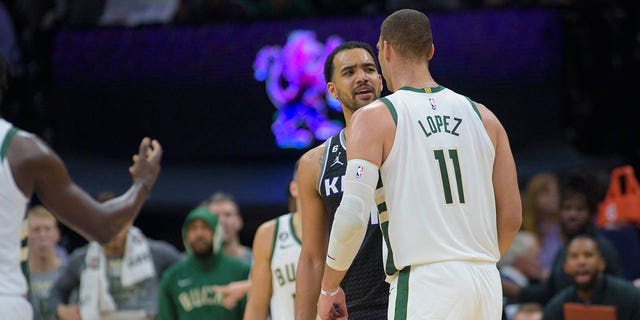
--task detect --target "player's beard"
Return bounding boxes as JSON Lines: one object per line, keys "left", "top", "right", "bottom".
{"left": 190, "top": 240, "right": 213, "bottom": 260}
{"left": 574, "top": 270, "right": 601, "bottom": 291}
{"left": 339, "top": 83, "right": 378, "bottom": 113}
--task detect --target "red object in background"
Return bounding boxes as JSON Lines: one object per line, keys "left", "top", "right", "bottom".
{"left": 597, "top": 165, "right": 640, "bottom": 228}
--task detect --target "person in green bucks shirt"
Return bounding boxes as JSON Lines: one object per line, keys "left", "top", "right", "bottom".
{"left": 157, "top": 207, "right": 251, "bottom": 320}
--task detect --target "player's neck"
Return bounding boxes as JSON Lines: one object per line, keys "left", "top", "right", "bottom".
{"left": 28, "top": 252, "right": 61, "bottom": 273}
{"left": 390, "top": 61, "right": 437, "bottom": 91}
{"left": 342, "top": 106, "right": 354, "bottom": 127}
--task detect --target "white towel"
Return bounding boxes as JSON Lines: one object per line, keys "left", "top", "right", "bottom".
{"left": 80, "top": 227, "right": 156, "bottom": 320}
{"left": 121, "top": 227, "right": 156, "bottom": 287}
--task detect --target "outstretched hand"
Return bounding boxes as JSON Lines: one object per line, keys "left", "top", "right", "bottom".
{"left": 212, "top": 280, "right": 250, "bottom": 309}
{"left": 129, "top": 137, "right": 162, "bottom": 192}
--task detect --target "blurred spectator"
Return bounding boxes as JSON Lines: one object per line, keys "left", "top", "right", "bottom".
{"left": 503, "top": 170, "right": 623, "bottom": 305}
{"left": 50, "top": 220, "right": 183, "bottom": 319}
{"left": 51, "top": 223, "right": 182, "bottom": 320}
{"left": 521, "top": 173, "right": 562, "bottom": 279}
{"left": 27, "top": 206, "right": 64, "bottom": 320}
{"left": 499, "top": 231, "right": 543, "bottom": 320}
{"left": 157, "top": 207, "right": 250, "bottom": 320}
{"left": 204, "top": 192, "right": 253, "bottom": 265}
{"left": 543, "top": 234, "right": 640, "bottom": 320}
{"left": 513, "top": 303, "right": 543, "bottom": 320}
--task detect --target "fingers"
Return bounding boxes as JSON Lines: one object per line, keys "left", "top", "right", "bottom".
{"left": 134, "top": 138, "right": 162, "bottom": 163}
{"left": 138, "top": 137, "right": 150, "bottom": 158}
{"left": 336, "top": 303, "right": 348, "bottom": 319}
{"left": 148, "top": 139, "right": 163, "bottom": 164}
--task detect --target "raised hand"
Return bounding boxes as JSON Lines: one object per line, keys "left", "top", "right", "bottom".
{"left": 129, "top": 137, "right": 163, "bottom": 192}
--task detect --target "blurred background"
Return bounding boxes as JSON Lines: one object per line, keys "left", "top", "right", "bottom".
{"left": 1, "top": 0, "right": 638, "bottom": 251}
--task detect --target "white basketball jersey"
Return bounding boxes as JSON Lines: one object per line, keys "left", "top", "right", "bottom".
{"left": 0, "top": 118, "right": 29, "bottom": 296}
{"left": 378, "top": 86, "right": 499, "bottom": 274}
{"left": 269, "top": 213, "right": 301, "bottom": 320}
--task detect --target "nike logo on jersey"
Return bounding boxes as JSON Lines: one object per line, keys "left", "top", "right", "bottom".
{"left": 177, "top": 278, "right": 193, "bottom": 287}
{"left": 279, "top": 243, "right": 296, "bottom": 250}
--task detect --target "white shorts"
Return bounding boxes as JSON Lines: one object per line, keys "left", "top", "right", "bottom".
{"left": 388, "top": 261, "right": 502, "bottom": 320}
{"left": 0, "top": 295, "right": 33, "bottom": 320}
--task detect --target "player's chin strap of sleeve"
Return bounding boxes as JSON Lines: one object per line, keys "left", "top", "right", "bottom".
{"left": 326, "top": 159, "right": 379, "bottom": 271}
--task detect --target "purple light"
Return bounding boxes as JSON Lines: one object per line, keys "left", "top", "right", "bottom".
{"left": 254, "top": 30, "right": 343, "bottom": 149}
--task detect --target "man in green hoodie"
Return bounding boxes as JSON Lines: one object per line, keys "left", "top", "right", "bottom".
{"left": 157, "top": 207, "right": 251, "bottom": 320}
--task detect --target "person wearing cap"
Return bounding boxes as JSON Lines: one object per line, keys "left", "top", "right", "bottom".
{"left": 157, "top": 207, "right": 251, "bottom": 320}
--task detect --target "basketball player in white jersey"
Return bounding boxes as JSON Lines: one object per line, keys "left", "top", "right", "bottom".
{"left": 244, "top": 162, "right": 301, "bottom": 320}
{"left": 295, "top": 41, "right": 388, "bottom": 320}
{"left": 0, "top": 55, "right": 162, "bottom": 318}
{"left": 318, "top": 9, "right": 522, "bottom": 320}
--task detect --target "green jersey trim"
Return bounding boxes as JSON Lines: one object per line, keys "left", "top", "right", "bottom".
{"left": 464, "top": 96, "right": 481, "bottom": 120}
{"left": 289, "top": 213, "right": 301, "bottom": 245}
{"left": 397, "top": 85, "right": 445, "bottom": 93}
{"left": 381, "top": 221, "right": 398, "bottom": 275}
{"left": 394, "top": 267, "right": 410, "bottom": 319}
{"left": 269, "top": 217, "right": 280, "bottom": 264}
{"left": 380, "top": 97, "right": 397, "bottom": 125}
{"left": 1, "top": 127, "right": 18, "bottom": 161}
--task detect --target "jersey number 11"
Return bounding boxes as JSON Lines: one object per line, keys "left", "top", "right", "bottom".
{"left": 434, "top": 149, "right": 465, "bottom": 204}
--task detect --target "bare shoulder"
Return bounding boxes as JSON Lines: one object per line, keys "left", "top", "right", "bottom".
{"left": 475, "top": 102, "right": 505, "bottom": 133}
{"left": 474, "top": 102, "right": 497, "bottom": 123}
{"left": 255, "top": 218, "right": 277, "bottom": 240}
{"left": 353, "top": 100, "right": 388, "bottom": 119}
{"left": 6, "top": 131, "right": 63, "bottom": 198}
{"left": 252, "top": 218, "right": 277, "bottom": 258}
{"left": 351, "top": 100, "right": 394, "bottom": 129}
{"left": 297, "top": 142, "right": 326, "bottom": 184}
{"left": 10, "top": 131, "right": 55, "bottom": 162}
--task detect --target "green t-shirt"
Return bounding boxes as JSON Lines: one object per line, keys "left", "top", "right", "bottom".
{"left": 157, "top": 255, "right": 250, "bottom": 320}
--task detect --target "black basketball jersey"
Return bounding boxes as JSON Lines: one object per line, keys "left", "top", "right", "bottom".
{"left": 317, "top": 130, "right": 388, "bottom": 319}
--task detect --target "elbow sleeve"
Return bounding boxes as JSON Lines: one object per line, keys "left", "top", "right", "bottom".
{"left": 326, "top": 159, "right": 379, "bottom": 271}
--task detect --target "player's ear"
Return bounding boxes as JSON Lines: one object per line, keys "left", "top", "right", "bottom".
{"left": 327, "top": 82, "right": 339, "bottom": 99}
{"left": 383, "top": 40, "right": 391, "bottom": 61}
{"left": 428, "top": 43, "right": 435, "bottom": 61}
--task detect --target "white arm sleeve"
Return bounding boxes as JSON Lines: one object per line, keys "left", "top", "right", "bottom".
{"left": 326, "top": 159, "right": 379, "bottom": 271}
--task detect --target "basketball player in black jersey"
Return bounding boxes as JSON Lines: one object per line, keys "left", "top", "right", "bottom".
{"left": 295, "top": 41, "right": 387, "bottom": 320}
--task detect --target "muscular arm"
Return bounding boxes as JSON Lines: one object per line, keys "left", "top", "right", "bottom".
{"left": 243, "top": 220, "right": 275, "bottom": 320}
{"left": 295, "top": 146, "right": 330, "bottom": 320}
{"left": 320, "top": 102, "right": 391, "bottom": 293}
{"left": 10, "top": 133, "right": 162, "bottom": 244}
{"left": 478, "top": 103, "right": 522, "bottom": 256}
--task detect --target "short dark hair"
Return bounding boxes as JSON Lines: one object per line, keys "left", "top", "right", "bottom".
{"left": 568, "top": 233, "right": 602, "bottom": 255}
{"left": 381, "top": 9, "right": 433, "bottom": 61}
{"left": 323, "top": 41, "right": 377, "bottom": 83}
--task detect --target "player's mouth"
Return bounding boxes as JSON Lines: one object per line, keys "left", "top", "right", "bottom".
{"left": 354, "top": 86, "right": 374, "bottom": 100}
